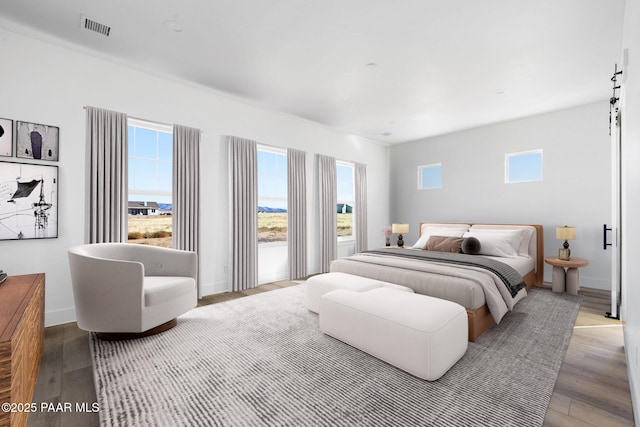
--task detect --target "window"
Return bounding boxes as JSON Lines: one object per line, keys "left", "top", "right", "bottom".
{"left": 337, "top": 161, "right": 355, "bottom": 239}
{"left": 506, "top": 150, "right": 543, "bottom": 183}
{"left": 418, "top": 163, "right": 442, "bottom": 189}
{"left": 127, "top": 119, "right": 173, "bottom": 247}
{"left": 257, "top": 146, "right": 287, "bottom": 244}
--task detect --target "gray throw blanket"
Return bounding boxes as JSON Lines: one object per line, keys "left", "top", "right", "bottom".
{"left": 364, "top": 249, "right": 526, "bottom": 298}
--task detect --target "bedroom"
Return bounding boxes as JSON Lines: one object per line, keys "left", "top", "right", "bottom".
{"left": 0, "top": 0, "right": 639, "bottom": 426}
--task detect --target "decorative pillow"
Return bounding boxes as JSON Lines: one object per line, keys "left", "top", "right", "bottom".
{"left": 463, "top": 232, "right": 520, "bottom": 258}
{"left": 425, "top": 236, "right": 464, "bottom": 253}
{"left": 461, "top": 237, "right": 481, "bottom": 255}
{"left": 412, "top": 227, "right": 467, "bottom": 249}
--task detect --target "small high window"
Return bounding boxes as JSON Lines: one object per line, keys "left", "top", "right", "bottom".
{"left": 418, "top": 163, "right": 442, "bottom": 189}
{"left": 506, "top": 150, "right": 543, "bottom": 183}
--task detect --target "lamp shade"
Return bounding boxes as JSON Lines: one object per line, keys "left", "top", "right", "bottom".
{"left": 392, "top": 223, "right": 409, "bottom": 234}
{"left": 556, "top": 226, "right": 576, "bottom": 241}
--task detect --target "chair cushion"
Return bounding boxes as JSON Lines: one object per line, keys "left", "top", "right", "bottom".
{"left": 144, "top": 276, "right": 196, "bottom": 307}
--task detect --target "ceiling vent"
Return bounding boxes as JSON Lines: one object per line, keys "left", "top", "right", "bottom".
{"left": 80, "top": 14, "right": 111, "bottom": 37}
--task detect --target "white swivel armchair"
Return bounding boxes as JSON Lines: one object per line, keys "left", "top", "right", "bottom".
{"left": 68, "top": 243, "right": 197, "bottom": 339}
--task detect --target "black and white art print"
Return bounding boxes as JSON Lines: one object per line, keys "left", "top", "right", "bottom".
{"left": 16, "top": 120, "right": 59, "bottom": 161}
{"left": 0, "top": 161, "right": 58, "bottom": 240}
{"left": 0, "top": 118, "right": 12, "bottom": 157}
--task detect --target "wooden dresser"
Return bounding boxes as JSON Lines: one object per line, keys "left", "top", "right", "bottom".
{"left": 0, "top": 274, "right": 45, "bottom": 427}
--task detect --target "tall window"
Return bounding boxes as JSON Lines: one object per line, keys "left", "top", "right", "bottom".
{"left": 418, "top": 163, "right": 442, "bottom": 189}
{"left": 257, "top": 146, "right": 287, "bottom": 243}
{"left": 127, "top": 118, "right": 173, "bottom": 247}
{"left": 505, "top": 149, "right": 543, "bottom": 183}
{"left": 337, "top": 161, "right": 355, "bottom": 240}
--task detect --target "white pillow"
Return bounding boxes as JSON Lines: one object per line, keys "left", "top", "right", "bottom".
{"left": 413, "top": 227, "right": 467, "bottom": 249}
{"left": 469, "top": 226, "right": 534, "bottom": 257}
{"left": 463, "top": 231, "right": 523, "bottom": 258}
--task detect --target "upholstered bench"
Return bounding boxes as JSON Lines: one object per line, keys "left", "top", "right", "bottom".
{"left": 306, "top": 272, "right": 413, "bottom": 313}
{"left": 320, "top": 287, "right": 468, "bottom": 381}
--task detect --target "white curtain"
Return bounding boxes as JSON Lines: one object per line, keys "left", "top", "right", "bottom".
{"left": 355, "top": 162, "right": 368, "bottom": 253}
{"left": 173, "top": 124, "right": 201, "bottom": 293}
{"left": 318, "top": 154, "right": 337, "bottom": 273}
{"left": 287, "top": 148, "right": 307, "bottom": 279}
{"left": 86, "top": 106, "right": 128, "bottom": 243}
{"left": 228, "top": 136, "right": 258, "bottom": 291}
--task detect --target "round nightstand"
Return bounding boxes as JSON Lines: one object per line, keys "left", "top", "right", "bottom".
{"left": 544, "top": 256, "right": 589, "bottom": 295}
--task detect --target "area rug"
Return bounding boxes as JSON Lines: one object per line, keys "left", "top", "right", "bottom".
{"left": 91, "top": 284, "right": 581, "bottom": 427}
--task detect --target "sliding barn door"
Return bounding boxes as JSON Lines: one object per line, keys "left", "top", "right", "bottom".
{"left": 607, "top": 109, "right": 622, "bottom": 319}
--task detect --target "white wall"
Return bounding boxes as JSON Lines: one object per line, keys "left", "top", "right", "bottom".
{"left": 0, "top": 25, "right": 389, "bottom": 326}
{"left": 620, "top": 0, "right": 640, "bottom": 423}
{"left": 389, "top": 101, "right": 612, "bottom": 289}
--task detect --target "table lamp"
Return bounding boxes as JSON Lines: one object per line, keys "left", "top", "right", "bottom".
{"left": 556, "top": 225, "right": 576, "bottom": 260}
{"left": 392, "top": 223, "right": 409, "bottom": 247}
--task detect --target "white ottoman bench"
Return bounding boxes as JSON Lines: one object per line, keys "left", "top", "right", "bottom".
{"left": 320, "top": 287, "right": 468, "bottom": 381}
{"left": 306, "top": 272, "right": 413, "bottom": 313}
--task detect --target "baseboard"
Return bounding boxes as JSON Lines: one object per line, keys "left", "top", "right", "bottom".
{"left": 200, "top": 280, "right": 228, "bottom": 297}
{"left": 45, "top": 306, "right": 77, "bottom": 327}
{"left": 258, "top": 271, "right": 289, "bottom": 285}
{"left": 542, "top": 273, "right": 610, "bottom": 291}
{"left": 580, "top": 275, "right": 610, "bottom": 290}
{"left": 624, "top": 327, "right": 640, "bottom": 427}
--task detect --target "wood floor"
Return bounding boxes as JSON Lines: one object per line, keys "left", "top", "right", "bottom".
{"left": 26, "top": 283, "right": 634, "bottom": 427}
{"left": 543, "top": 286, "right": 635, "bottom": 426}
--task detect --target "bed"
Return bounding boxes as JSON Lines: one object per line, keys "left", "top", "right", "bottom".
{"left": 329, "top": 222, "right": 544, "bottom": 341}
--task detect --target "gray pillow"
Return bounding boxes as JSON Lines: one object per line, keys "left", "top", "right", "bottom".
{"left": 461, "top": 237, "right": 481, "bottom": 255}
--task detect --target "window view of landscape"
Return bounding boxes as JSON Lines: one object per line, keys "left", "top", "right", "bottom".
{"left": 337, "top": 210, "right": 353, "bottom": 238}
{"left": 128, "top": 205, "right": 173, "bottom": 247}
{"left": 127, "top": 139, "right": 356, "bottom": 246}
{"left": 127, "top": 120, "right": 173, "bottom": 247}
{"left": 257, "top": 153, "right": 355, "bottom": 243}
{"left": 337, "top": 162, "right": 354, "bottom": 238}
{"left": 258, "top": 147, "right": 287, "bottom": 243}
{"left": 258, "top": 208, "right": 353, "bottom": 243}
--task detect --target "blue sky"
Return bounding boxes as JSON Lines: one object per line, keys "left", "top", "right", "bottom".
{"left": 420, "top": 164, "right": 442, "bottom": 189}
{"left": 257, "top": 150, "right": 287, "bottom": 209}
{"left": 127, "top": 134, "right": 356, "bottom": 208}
{"left": 256, "top": 151, "right": 355, "bottom": 210}
{"left": 507, "top": 151, "right": 543, "bottom": 183}
{"left": 128, "top": 125, "right": 173, "bottom": 204}
{"left": 337, "top": 163, "right": 354, "bottom": 202}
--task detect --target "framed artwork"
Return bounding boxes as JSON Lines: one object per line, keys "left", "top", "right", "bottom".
{"left": 0, "top": 161, "right": 58, "bottom": 240}
{"left": 16, "top": 120, "right": 59, "bottom": 161}
{"left": 0, "top": 118, "right": 12, "bottom": 157}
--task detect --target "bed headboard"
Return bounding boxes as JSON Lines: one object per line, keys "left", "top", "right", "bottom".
{"left": 418, "top": 222, "right": 544, "bottom": 286}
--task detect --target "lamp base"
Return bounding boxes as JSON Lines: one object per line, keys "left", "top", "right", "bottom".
{"left": 397, "top": 234, "right": 405, "bottom": 247}
{"left": 558, "top": 247, "right": 570, "bottom": 261}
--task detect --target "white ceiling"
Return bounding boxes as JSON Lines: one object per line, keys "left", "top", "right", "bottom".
{"left": 0, "top": 0, "right": 626, "bottom": 144}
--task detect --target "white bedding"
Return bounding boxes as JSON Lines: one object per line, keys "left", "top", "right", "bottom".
{"left": 331, "top": 223, "right": 540, "bottom": 326}
{"left": 404, "top": 248, "right": 534, "bottom": 278}
{"left": 330, "top": 251, "right": 528, "bottom": 324}
{"left": 481, "top": 254, "right": 535, "bottom": 277}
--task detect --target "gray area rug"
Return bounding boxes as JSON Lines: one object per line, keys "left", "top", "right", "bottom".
{"left": 91, "top": 284, "right": 581, "bottom": 427}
